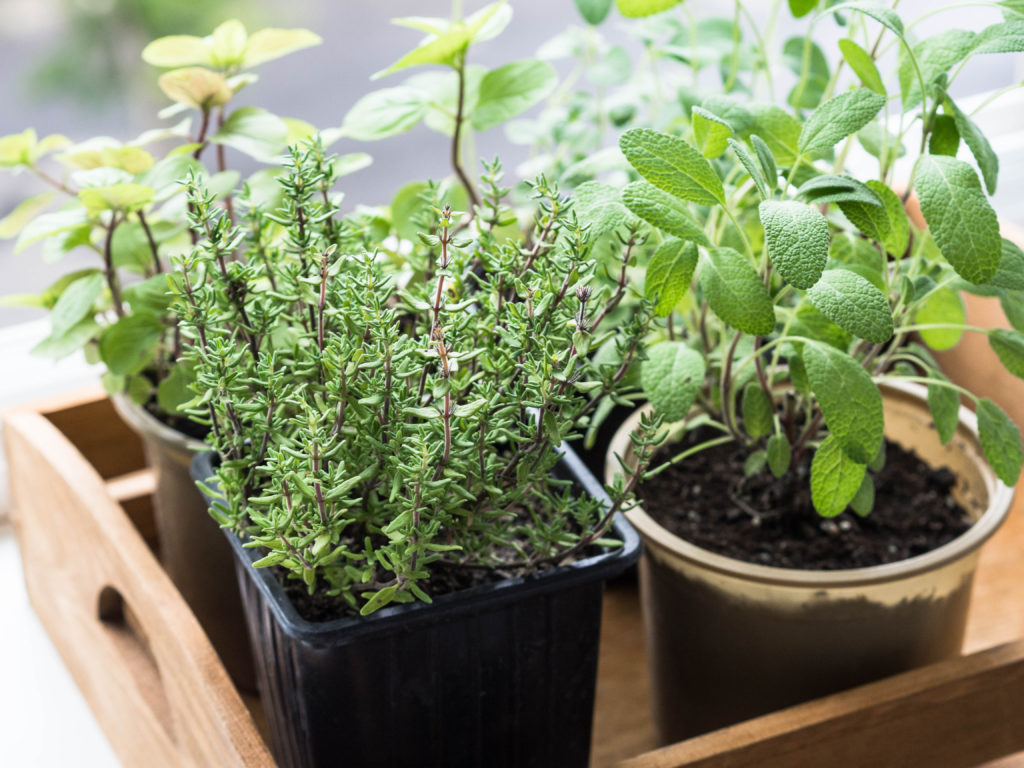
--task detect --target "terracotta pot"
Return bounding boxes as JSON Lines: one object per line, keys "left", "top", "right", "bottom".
{"left": 111, "top": 394, "right": 256, "bottom": 692}
{"left": 606, "top": 380, "right": 1014, "bottom": 745}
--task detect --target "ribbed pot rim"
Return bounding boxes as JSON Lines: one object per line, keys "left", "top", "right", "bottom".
{"left": 110, "top": 391, "right": 207, "bottom": 454}
{"left": 606, "top": 380, "right": 1015, "bottom": 588}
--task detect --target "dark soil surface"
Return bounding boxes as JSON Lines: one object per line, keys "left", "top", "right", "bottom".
{"left": 637, "top": 435, "right": 972, "bottom": 570}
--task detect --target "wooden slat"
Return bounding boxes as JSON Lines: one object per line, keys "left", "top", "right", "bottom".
{"left": 3, "top": 395, "right": 272, "bottom": 768}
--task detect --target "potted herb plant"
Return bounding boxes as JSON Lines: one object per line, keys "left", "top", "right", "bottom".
{"left": 584, "top": 0, "right": 1024, "bottom": 745}
{"left": 0, "top": 19, "right": 334, "bottom": 689}
{"left": 183, "top": 135, "right": 647, "bottom": 766}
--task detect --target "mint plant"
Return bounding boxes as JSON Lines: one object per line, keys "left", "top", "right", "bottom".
{"left": 176, "top": 142, "right": 653, "bottom": 615}
{"left": 0, "top": 20, "right": 363, "bottom": 418}
{"left": 582, "top": 1, "right": 1024, "bottom": 517}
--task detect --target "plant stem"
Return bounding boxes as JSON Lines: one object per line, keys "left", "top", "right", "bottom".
{"left": 103, "top": 214, "right": 125, "bottom": 318}
{"left": 451, "top": 56, "right": 480, "bottom": 213}
{"left": 137, "top": 210, "right": 163, "bottom": 274}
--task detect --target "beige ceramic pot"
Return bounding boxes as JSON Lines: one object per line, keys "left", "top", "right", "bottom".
{"left": 606, "top": 380, "right": 1014, "bottom": 745}
{"left": 111, "top": 394, "right": 256, "bottom": 691}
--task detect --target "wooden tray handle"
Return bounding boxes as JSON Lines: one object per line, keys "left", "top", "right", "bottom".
{"left": 4, "top": 396, "right": 272, "bottom": 768}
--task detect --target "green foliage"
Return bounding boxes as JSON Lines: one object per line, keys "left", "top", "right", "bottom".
{"left": 759, "top": 200, "right": 829, "bottom": 289}
{"left": 810, "top": 435, "right": 866, "bottom": 518}
{"left": 175, "top": 153, "right": 652, "bottom": 614}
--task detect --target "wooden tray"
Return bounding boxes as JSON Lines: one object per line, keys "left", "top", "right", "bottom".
{"left": 5, "top": 384, "right": 1024, "bottom": 768}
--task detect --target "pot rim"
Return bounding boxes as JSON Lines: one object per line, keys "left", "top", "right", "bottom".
{"left": 111, "top": 391, "right": 207, "bottom": 453}
{"left": 192, "top": 442, "right": 641, "bottom": 644}
{"left": 606, "top": 380, "right": 1015, "bottom": 588}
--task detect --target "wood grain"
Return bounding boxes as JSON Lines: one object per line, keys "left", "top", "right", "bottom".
{"left": 4, "top": 393, "right": 272, "bottom": 768}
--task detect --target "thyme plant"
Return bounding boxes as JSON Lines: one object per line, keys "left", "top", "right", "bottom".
{"left": 176, "top": 144, "right": 652, "bottom": 615}
{"left": 579, "top": 1, "right": 1024, "bottom": 517}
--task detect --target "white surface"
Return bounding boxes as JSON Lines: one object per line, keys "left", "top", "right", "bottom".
{"left": 0, "top": 524, "right": 119, "bottom": 766}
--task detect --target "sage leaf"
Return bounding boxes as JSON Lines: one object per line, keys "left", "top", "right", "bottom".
{"left": 572, "top": 181, "right": 631, "bottom": 238}
{"left": 973, "top": 20, "right": 1024, "bottom": 53}
{"left": 807, "top": 269, "right": 894, "bottom": 343}
{"left": 838, "top": 39, "right": 885, "bottom": 95}
{"left": 914, "top": 286, "right": 965, "bottom": 350}
{"left": 742, "top": 383, "right": 773, "bottom": 439}
{"left": 978, "top": 399, "right": 1023, "bottom": 485}
{"left": 727, "top": 139, "right": 769, "bottom": 200}
{"left": 988, "top": 239, "right": 1024, "bottom": 291}
{"left": 472, "top": 60, "right": 558, "bottom": 131}
{"left": 622, "top": 181, "right": 710, "bottom": 244}
{"left": 645, "top": 239, "right": 699, "bottom": 316}
{"left": 990, "top": 329, "right": 1024, "bottom": 379}
{"left": 692, "top": 106, "right": 733, "bottom": 159}
{"left": 811, "top": 434, "right": 867, "bottom": 517}
{"left": 750, "top": 135, "right": 778, "bottom": 191}
{"left": 838, "top": 180, "right": 910, "bottom": 257}
{"left": 748, "top": 105, "right": 801, "bottom": 166}
{"left": 826, "top": 2, "right": 905, "bottom": 39}
{"left": 899, "top": 29, "right": 977, "bottom": 108}
{"left": 616, "top": 0, "right": 682, "bottom": 17}
{"left": 641, "top": 342, "right": 706, "bottom": 422}
{"left": 788, "top": 0, "right": 817, "bottom": 16}
{"left": 798, "top": 90, "right": 886, "bottom": 157}
{"left": 767, "top": 432, "right": 791, "bottom": 478}
{"left": 915, "top": 155, "right": 1001, "bottom": 284}
{"left": 850, "top": 474, "right": 875, "bottom": 516}
{"left": 619, "top": 128, "right": 725, "bottom": 206}
{"left": 797, "top": 174, "right": 882, "bottom": 207}
{"left": 783, "top": 37, "right": 830, "bottom": 109}
{"left": 943, "top": 91, "right": 999, "bottom": 195}
{"left": 698, "top": 247, "right": 776, "bottom": 335}
{"left": 928, "top": 115, "right": 960, "bottom": 156}
{"left": 927, "top": 371, "right": 960, "bottom": 445}
{"left": 759, "top": 200, "right": 830, "bottom": 289}
{"left": 803, "top": 341, "right": 884, "bottom": 463}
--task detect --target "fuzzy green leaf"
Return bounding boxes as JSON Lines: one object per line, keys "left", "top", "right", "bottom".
{"left": 915, "top": 155, "right": 1001, "bottom": 284}
{"left": 943, "top": 92, "right": 999, "bottom": 195}
{"left": 619, "top": 128, "right": 725, "bottom": 206}
{"left": 472, "top": 60, "right": 557, "bottom": 131}
{"left": 767, "top": 433, "right": 791, "bottom": 478}
{"left": 727, "top": 139, "right": 769, "bottom": 200}
{"left": 742, "top": 383, "right": 773, "bottom": 439}
{"left": 838, "top": 180, "right": 910, "bottom": 257}
{"left": 698, "top": 247, "right": 776, "bottom": 335}
{"left": 973, "top": 20, "right": 1024, "bottom": 53}
{"left": 98, "top": 313, "right": 164, "bottom": 375}
{"left": 811, "top": 434, "right": 867, "bottom": 517}
{"left": 645, "top": 239, "right": 698, "bottom": 316}
{"left": 838, "top": 39, "right": 885, "bottom": 95}
{"left": 990, "top": 329, "right": 1024, "bottom": 379}
{"left": 641, "top": 342, "right": 706, "bottom": 422}
{"left": 759, "top": 200, "right": 830, "bottom": 289}
{"left": 798, "top": 90, "right": 886, "bottom": 157}
{"left": 692, "top": 106, "right": 733, "bottom": 159}
{"left": 827, "top": 2, "right": 905, "bottom": 38}
{"left": 978, "top": 399, "right": 1023, "bottom": 485}
{"left": 803, "top": 341, "right": 884, "bottom": 463}
{"left": 750, "top": 135, "right": 778, "bottom": 191}
{"left": 575, "top": 0, "right": 614, "bottom": 24}
{"left": 622, "top": 181, "right": 710, "bottom": 244}
{"left": 899, "top": 29, "right": 977, "bottom": 109}
{"left": 807, "top": 269, "right": 893, "bottom": 343}
{"left": 573, "top": 181, "right": 631, "bottom": 238}
{"left": 797, "top": 174, "right": 882, "bottom": 207}
{"left": 929, "top": 115, "right": 961, "bottom": 156}
{"left": 783, "top": 36, "right": 830, "bottom": 109}
{"left": 914, "top": 286, "right": 965, "bottom": 351}
{"left": 850, "top": 474, "right": 875, "bottom": 516}
{"left": 927, "top": 371, "right": 960, "bottom": 445}
{"left": 748, "top": 105, "right": 801, "bottom": 166}
{"left": 988, "top": 239, "right": 1024, "bottom": 291}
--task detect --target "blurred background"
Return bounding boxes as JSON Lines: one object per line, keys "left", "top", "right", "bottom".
{"left": 1, "top": 0, "right": 1022, "bottom": 329}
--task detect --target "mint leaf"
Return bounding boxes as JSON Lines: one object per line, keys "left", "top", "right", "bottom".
{"left": 748, "top": 105, "right": 801, "bottom": 166}
{"left": 574, "top": 0, "right": 614, "bottom": 24}
{"left": 698, "top": 247, "right": 776, "bottom": 335}
{"left": 692, "top": 106, "right": 733, "bottom": 159}
{"left": 742, "top": 383, "right": 773, "bottom": 439}
{"left": 798, "top": 90, "right": 886, "bottom": 157}
{"left": 838, "top": 39, "right": 885, "bottom": 95}
{"left": 914, "top": 285, "right": 965, "bottom": 351}
{"left": 978, "top": 398, "right": 1023, "bottom": 485}
{"left": 990, "top": 329, "right": 1024, "bottom": 379}
{"left": 619, "top": 128, "right": 725, "bottom": 206}
{"left": 210, "top": 107, "right": 288, "bottom": 160}
{"left": 50, "top": 272, "right": 103, "bottom": 338}
{"left": 573, "top": 181, "right": 630, "bottom": 238}
{"left": 927, "top": 371, "right": 960, "bottom": 445}
{"left": 838, "top": 180, "right": 910, "bottom": 257}
{"left": 622, "top": 181, "right": 710, "bottom": 244}
{"left": 807, "top": 269, "right": 894, "bottom": 343}
{"left": 641, "top": 342, "right": 706, "bottom": 422}
{"left": 915, "top": 155, "right": 1001, "bottom": 284}
{"left": 767, "top": 432, "right": 791, "bottom": 478}
{"left": 759, "top": 200, "right": 830, "bottom": 289}
{"left": 472, "top": 60, "right": 558, "bottom": 131}
{"left": 803, "top": 341, "right": 884, "bottom": 463}
{"left": 645, "top": 239, "right": 698, "bottom": 316}
{"left": 811, "top": 434, "right": 867, "bottom": 517}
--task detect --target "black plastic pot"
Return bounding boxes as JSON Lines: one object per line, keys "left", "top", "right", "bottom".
{"left": 191, "top": 446, "right": 640, "bottom": 768}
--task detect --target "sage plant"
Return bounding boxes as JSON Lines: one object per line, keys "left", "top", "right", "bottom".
{"left": 176, "top": 143, "right": 653, "bottom": 614}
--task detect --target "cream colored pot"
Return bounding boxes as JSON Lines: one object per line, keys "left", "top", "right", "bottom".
{"left": 606, "top": 381, "right": 1014, "bottom": 745}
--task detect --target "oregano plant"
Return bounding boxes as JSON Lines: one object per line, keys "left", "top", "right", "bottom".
{"left": 175, "top": 141, "right": 655, "bottom": 615}
{"left": 575, "top": 0, "right": 1024, "bottom": 517}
